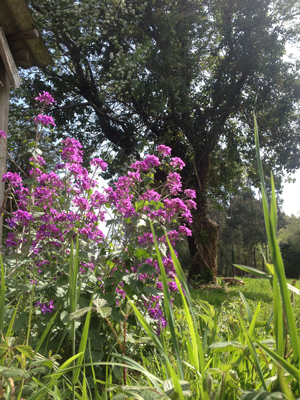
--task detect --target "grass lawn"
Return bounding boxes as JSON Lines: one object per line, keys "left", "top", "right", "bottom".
{"left": 187, "top": 277, "right": 300, "bottom": 334}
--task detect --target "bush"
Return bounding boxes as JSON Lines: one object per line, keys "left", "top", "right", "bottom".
{"left": 278, "top": 216, "right": 300, "bottom": 278}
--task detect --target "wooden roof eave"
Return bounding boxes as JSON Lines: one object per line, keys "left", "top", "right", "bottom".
{"left": 0, "top": 0, "right": 52, "bottom": 69}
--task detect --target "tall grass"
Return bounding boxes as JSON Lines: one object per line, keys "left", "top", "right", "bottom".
{"left": 2, "top": 117, "right": 300, "bottom": 399}
{"left": 125, "top": 117, "right": 300, "bottom": 399}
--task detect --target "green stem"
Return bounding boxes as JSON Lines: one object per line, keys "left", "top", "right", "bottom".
{"left": 26, "top": 284, "right": 35, "bottom": 346}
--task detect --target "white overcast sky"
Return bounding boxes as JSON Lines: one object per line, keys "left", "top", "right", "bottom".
{"left": 281, "top": 170, "right": 300, "bottom": 216}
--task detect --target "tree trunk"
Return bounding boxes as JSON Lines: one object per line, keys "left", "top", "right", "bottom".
{"left": 187, "top": 208, "right": 218, "bottom": 283}
{"left": 184, "top": 147, "right": 218, "bottom": 283}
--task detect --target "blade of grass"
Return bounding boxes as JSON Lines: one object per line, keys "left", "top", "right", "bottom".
{"left": 69, "top": 237, "right": 80, "bottom": 400}
{"left": 248, "top": 301, "right": 260, "bottom": 336}
{"left": 26, "top": 283, "right": 35, "bottom": 346}
{"left": 234, "top": 264, "right": 271, "bottom": 279}
{"left": 149, "top": 223, "right": 184, "bottom": 381}
{"left": 127, "top": 297, "right": 185, "bottom": 399}
{"left": 239, "top": 291, "right": 253, "bottom": 324}
{"left": 34, "top": 309, "right": 59, "bottom": 355}
{"left": 254, "top": 115, "right": 300, "bottom": 368}
{"left": 238, "top": 314, "right": 267, "bottom": 390}
{"left": 252, "top": 337, "right": 299, "bottom": 382}
{"left": 73, "top": 298, "right": 93, "bottom": 384}
{"left": 0, "top": 254, "right": 5, "bottom": 333}
{"left": 164, "top": 230, "right": 209, "bottom": 399}
{"left": 88, "top": 340, "right": 101, "bottom": 400}
{"left": 6, "top": 294, "right": 22, "bottom": 337}
{"left": 272, "top": 273, "right": 284, "bottom": 359}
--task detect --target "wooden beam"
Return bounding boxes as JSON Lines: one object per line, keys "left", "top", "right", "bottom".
{"left": 12, "top": 49, "right": 30, "bottom": 63}
{"left": 7, "top": 29, "right": 39, "bottom": 42}
{"left": 0, "top": 60, "right": 9, "bottom": 250}
{"left": 0, "top": 27, "right": 21, "bottom": 89}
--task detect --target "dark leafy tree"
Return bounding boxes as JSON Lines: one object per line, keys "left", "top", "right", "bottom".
{"left": 278, "top": 215, "right": 300, "bottom": 279}
{"left": 217, "top": 189, "right": 267, "bottom": 275}
{"left": 9, "top": 0, "right": 300, "bottom": 281}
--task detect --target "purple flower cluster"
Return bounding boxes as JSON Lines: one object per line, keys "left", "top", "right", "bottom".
{"left": 158, "top": 145, "right": 171, "bottom": 156}
{"left": 5, "top": 92, "right": 198, "bottom": 334}
{"left": 0, "top": 130, "right": 7, "bottom": 139}
{"left": 2, "top": 172, "right": 22, "bottom": 185}
{"left": 35, "top": 91, "right": 56, "bottom": 105}
{"left": 35, "top": 300, "right": 55, "bottom": 314}
{"left": 91, "top": 158, "right": 108, "bottom": 171}
{"left": 34, "top": 114, "right": 56, "bottom": 126}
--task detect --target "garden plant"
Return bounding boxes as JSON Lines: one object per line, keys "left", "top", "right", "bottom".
{"left": 0, "top": 94, "right": 300, "bottom": 400}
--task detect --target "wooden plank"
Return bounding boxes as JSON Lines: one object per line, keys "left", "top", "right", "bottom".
{"left": 7, "top": 29, "right": 39, "bottom": 42}
{"left": 0, "top": 27, "right": 21, "bottom": 89}
{"left": 12, "top": 49, "right": 30, "bottom": 63}
{"left": 0, "top": 60, "right": 9, "bottom": 249}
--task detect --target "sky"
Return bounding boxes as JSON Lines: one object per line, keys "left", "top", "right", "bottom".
{"left": 281, "top": 170, "right": 300, "bottom": 216}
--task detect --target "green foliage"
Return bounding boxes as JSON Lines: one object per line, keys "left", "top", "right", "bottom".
{"left": 16, "top": 0, "right": 300, "bottom": 182}
{"left": 9, "top": 0, "right": 300, "bottom": 278}
{"left": 278, "top": 215, "right": 300, "bottom": 278}
{"left": 3, "top": 110, "right": 300, "bottom": 398}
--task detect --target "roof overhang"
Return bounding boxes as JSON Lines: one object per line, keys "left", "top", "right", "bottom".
{"left": 0, "top": 0, "right": 52, "bottom": 69}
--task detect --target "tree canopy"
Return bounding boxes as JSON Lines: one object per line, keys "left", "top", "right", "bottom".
{"left": 9, "top": 0, "right": 300, "bottom": 280}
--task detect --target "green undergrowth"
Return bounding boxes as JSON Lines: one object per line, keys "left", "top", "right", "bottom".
{"left": 189, "top": 277, "right": 300, "bottom": 327}
{"left": 190, "top": 277, "right": 300, "bottom": 307}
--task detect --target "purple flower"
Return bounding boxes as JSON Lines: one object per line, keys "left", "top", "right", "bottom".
{"left": 166, "top": 172, "right": 182, "bottom": 195}
{"left": 138, "top": 232, "right": 154, "bottom": 245}
{"left": 30, "top": 155, "right": 46, "bottom": 166}
{"left": 34, "top": 114, "right": 56, "bottom": 126}
{"left": 184, "top": 189, "right": 196, "bottom": 198}
{"left": 48, "top": 300, "right": 55, "bottom": 313}
{"left": 127, "top": 171, "right": 142, "bottom": 182}
{"left": 6, "top": 232, "right": 17, "bottom": 247}
{"left": 35, "top": 91, "right": 56, "bottom": 105}
{"left": 2, "top": 172, "right": 22, "bottom": 184}
{"left": 186, "top": 199, "right": 197, "bottom": 210}
{"left": 61, "top": 137, "right": 83, "bottom": 163}
{"left": 170, "top": 157, "right": 185, "bottom": 170}
{"left": 158, "top": 144, "right": 171, "bottom": 156}
{"left": 168, "top": 281, "right": 178, "bottom": 292}
{"left": 0, "top": 130, "right": 7, "bottom": 139}
{"left": 141, "top": 189, "right": 161, "bottom": 201}
{"left": 12, "top": 210, "right": 34, "bottom": 226}
{"left": 35, "top": 300, "right": 55, "bottom": 314}
{"left": 91, "top": 158, "right": 108, "bottom": 171}
{"left": 144, "top": 155, "right": 161, "bottom": 168}
{"left": 179, "top": 225, "right": 192, "bottom": 236}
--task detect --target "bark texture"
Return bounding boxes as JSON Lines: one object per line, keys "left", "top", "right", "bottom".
{"left": 180, "top": 146, "right": 219, "bottom": 283}
{"left": 187, "top": 205, "right": 218, "bottom": 283}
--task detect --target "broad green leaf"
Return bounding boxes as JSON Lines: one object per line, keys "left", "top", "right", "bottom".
{"left": 138, "top": 264, "right": 157, "bottom": 275}
{"left": 135, "top": 248, "right": 149, "bottom": 259}
{"left": 68, "top": 307, "right": 92, "bottom": 321}
{"left": 93, "top": 298, "right": 107, "bottom": 308}
{"left": 22, "top": 178, "right": 36, "bottom": 185}
{"left": 0, "top": 367, "right": 31, "bottom": 379}
{"left": 97, "top": 307, "right": 112, "bottom": 318}
{"left": 16, "top": 345, "right": 35, "bottom": 359}
{"left": 241, "top": 389, "right": 286, "bottom": 399}
{"left": 209, "top": 341, "right": 244, "bottom": 353}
